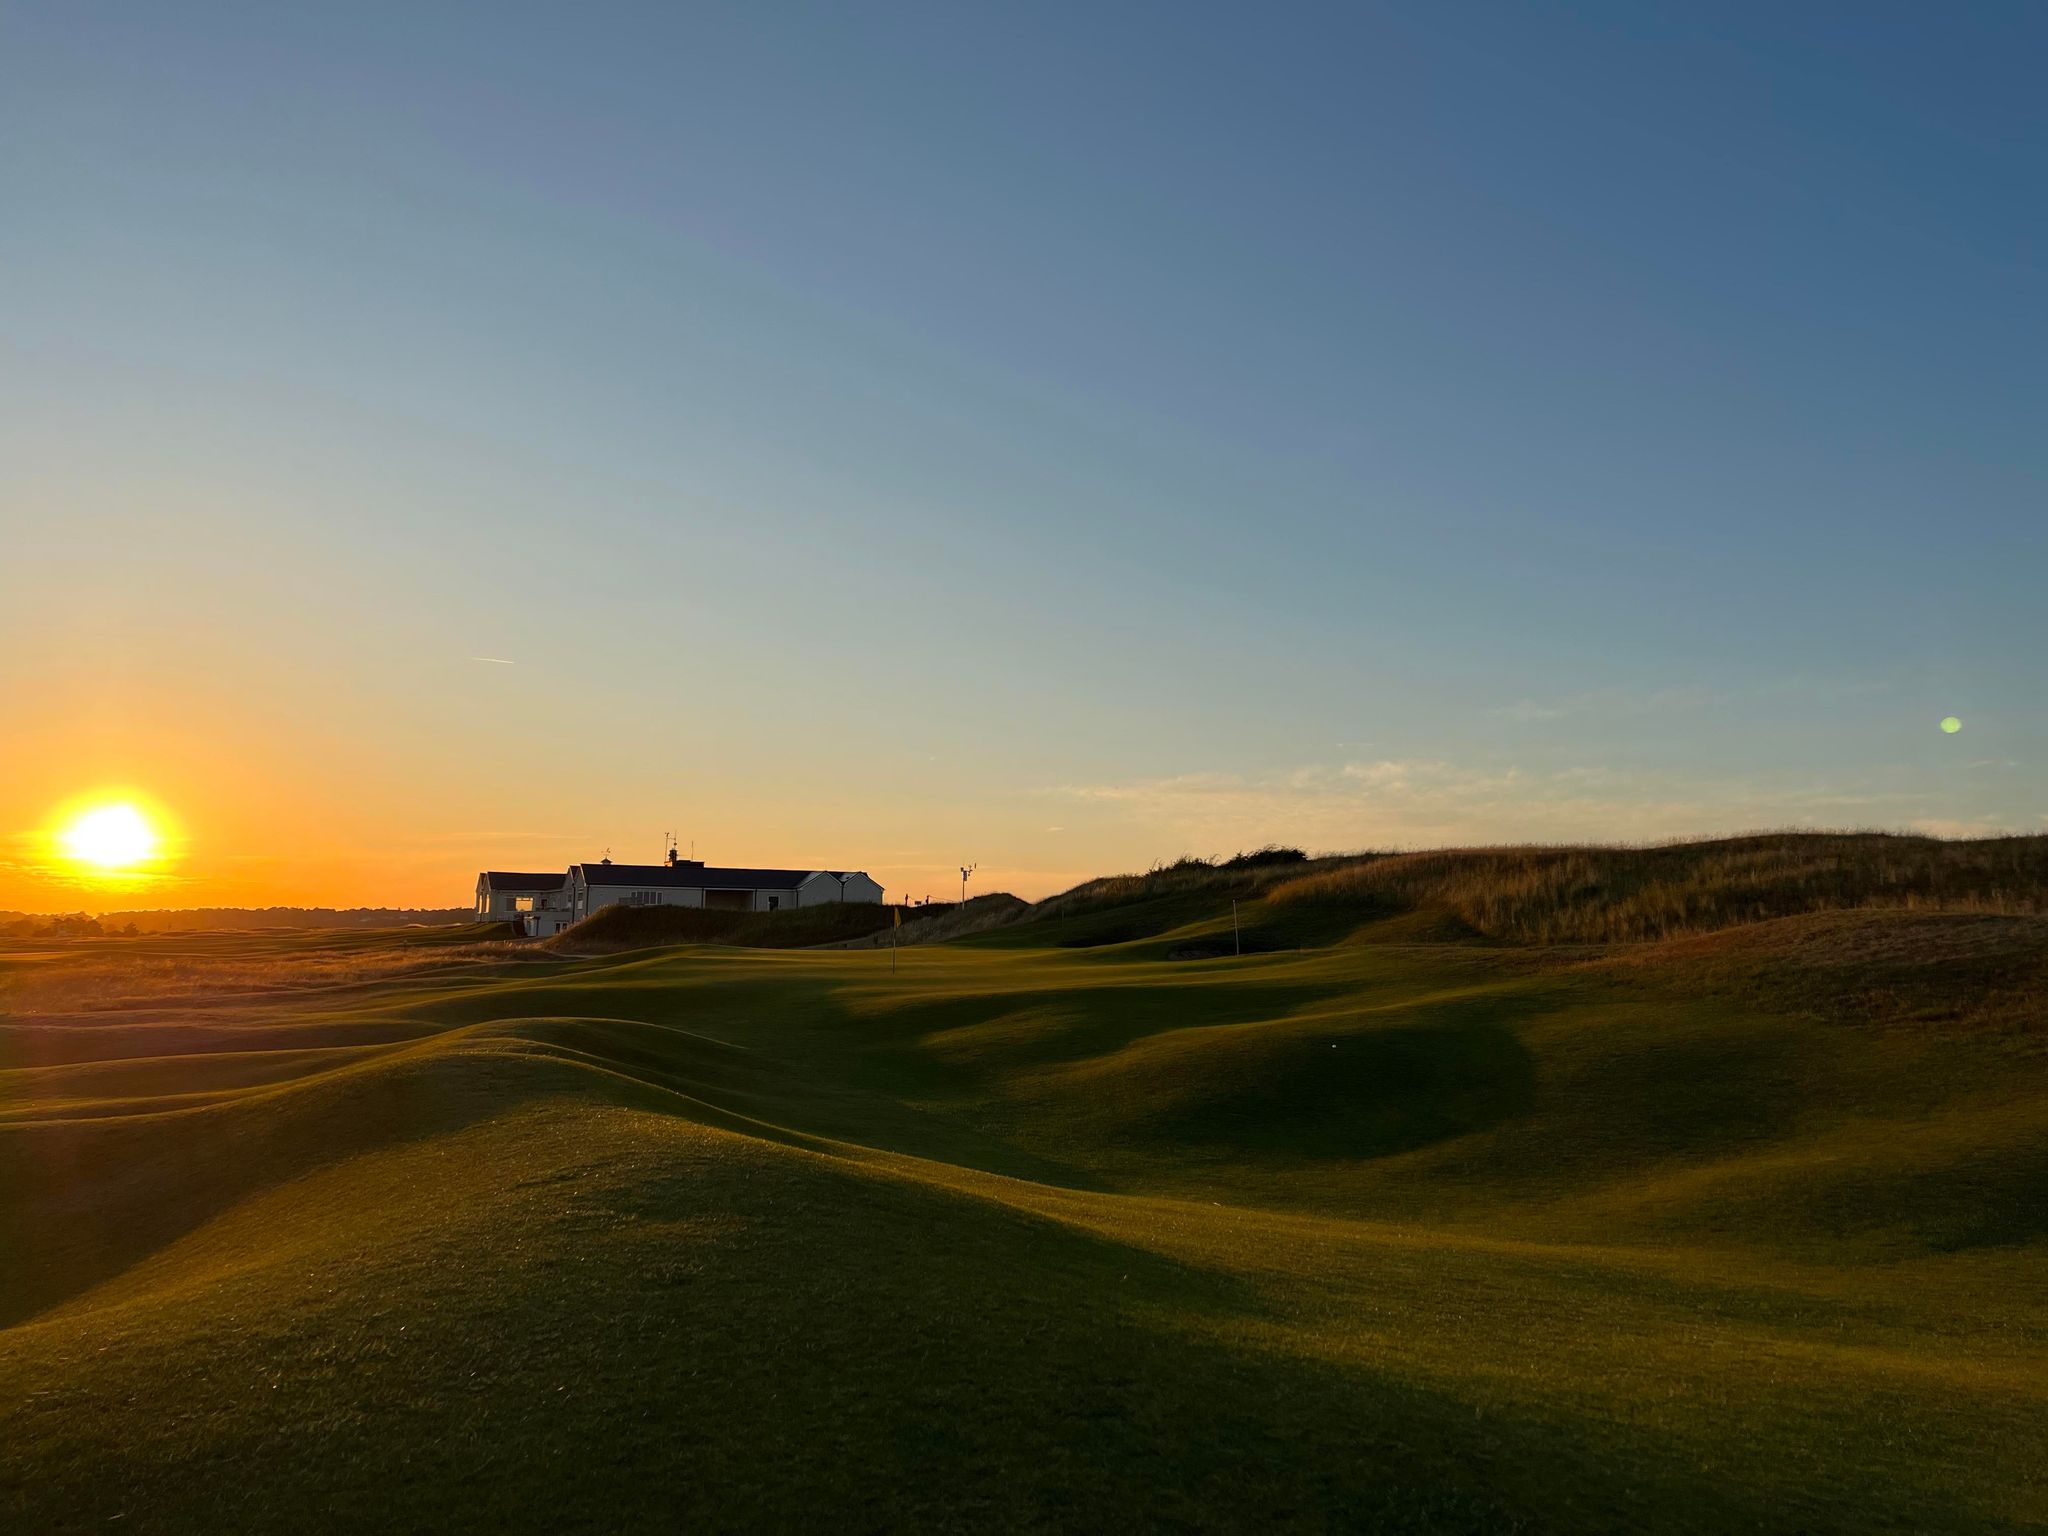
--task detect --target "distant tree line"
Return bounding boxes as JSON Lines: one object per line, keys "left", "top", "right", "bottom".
{"left": 1, "top": 907, "right": 472, "bottom": 937}
{"left": 0, "top": 913, "right": 140, "bottom": 939}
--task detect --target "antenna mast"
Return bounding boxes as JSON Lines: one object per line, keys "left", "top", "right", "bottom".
{"left": 959, "top": 863, "right": 977, "bottom": 905}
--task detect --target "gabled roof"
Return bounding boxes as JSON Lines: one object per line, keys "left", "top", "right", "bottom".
{"left": 574, "top": 862, "right": 826, "bottom": 890}
{"left": 480, "top": 871, "right": 568, "bottom": 891}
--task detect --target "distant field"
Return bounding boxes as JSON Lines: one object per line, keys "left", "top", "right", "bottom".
{"left": 2, "top": 835, "right": 2043, "bottom": 1532}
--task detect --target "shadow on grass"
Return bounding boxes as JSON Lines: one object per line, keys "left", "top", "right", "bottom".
{"left": 2, "top": 1115, "right": 1911, "bottom": 1536}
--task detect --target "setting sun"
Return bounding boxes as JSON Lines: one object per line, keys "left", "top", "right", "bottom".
{"left": 55, "top": 801, "right": 164, "bottom": 873}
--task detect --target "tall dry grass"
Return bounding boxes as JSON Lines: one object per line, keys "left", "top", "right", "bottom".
{"left": 1026, "top": 849, "right": 1371, "bottom": 926}
{"left": 1266, "top": 832, "right": 2048, "bottom": 945}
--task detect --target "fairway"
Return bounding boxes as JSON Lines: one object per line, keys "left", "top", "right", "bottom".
{"left": 2, "top": 893, "right": 2043, "bottom": 1533}
{"left": 9, "top": 2, "right": 2044, "bottom": 1526}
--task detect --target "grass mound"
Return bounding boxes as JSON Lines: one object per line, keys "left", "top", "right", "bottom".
{"left": 2, "top": 871, "right": 2044, "bottom": 1531}
{"left": 546, "top": 901, "right": 897, "bottom": 951}
{"left": 971, "top": 852, "right": 1389, "bottom": 949}
{"left": 833, "top": 893, "right": 1028, "bottom": 948}
{"left": 978, "top": 831, "right": 2047, "bottom": 959}
{"left": 1010, "top": 1004, "right": 1538, "bottom": 1161}
{"left": 1600, "top": 907, "right": 2048, "bottom": 1033}
{"left": 1268, "top": 831, "right": 2048, "bottom": 946}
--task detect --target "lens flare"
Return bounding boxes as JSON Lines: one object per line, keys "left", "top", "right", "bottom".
{"left": 55, "top": 802, "right": 164, "bottom": 872}
{"left": 1940, "top": 716, "right": 1962, "bottom": 735}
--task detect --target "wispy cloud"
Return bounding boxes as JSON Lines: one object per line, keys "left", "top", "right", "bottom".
{"left": 1908, "top": 816, "right": 2013, "bottom": 839}
{"left": 1491, "top": 700, "right": 1569, "bottom": 724}
{"left": 1490, "top": 675, "right": 1896, "bottom": 727}
{"left": 1486, "top": 686, "right": 1712, "bottom": 725}
{"left": 1047, "top": 756, "right": 1956, "bottom": 849}
{"left": 395, "top": 830, "right": 594, "bottom": 848}
{"left": 471, "top": 656, "right": 516, "bottom": 665}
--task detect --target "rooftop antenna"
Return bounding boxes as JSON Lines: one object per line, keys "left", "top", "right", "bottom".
{"left": 959, "top": 863, "right": 977, "bottom": 905}
{"left": 665, "top": 831, "right": 678, "bottom": 867}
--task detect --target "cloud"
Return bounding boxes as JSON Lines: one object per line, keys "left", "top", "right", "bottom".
{"left": 1486, "top": 686, "right": 1718, "bottom": 725}
{"left": 1486, "top": 677, "right": 1897, "bottom": 728}
{"left": 1490, "top": 700, "right": 1569, "bottom": 724}
{"left": 471, "top": 656, "right": 516, "bottom": 665}
{"left": 1047, "top": 757, "right": 1956, "bottom": 850}
{"left": 404, "top": 830, "right": 591, "bottom": 846}
{"left": 1907, "top": 816, "right": 2015, "bottom": 839}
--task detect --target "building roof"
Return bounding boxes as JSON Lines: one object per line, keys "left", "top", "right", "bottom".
{"left": 480, "top": 871, "right": 569, "bottom": 891}
{"left": 574, "top": 862, "right": 853, "bottom": 890}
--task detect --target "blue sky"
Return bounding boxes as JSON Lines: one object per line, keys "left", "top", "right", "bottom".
{"left": 2, "top": 2, "right": 2041, "bottom": 904}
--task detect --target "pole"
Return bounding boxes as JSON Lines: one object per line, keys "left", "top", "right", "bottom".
{"left": 1233, "top": 899, "right": 1240, "bottom": 956}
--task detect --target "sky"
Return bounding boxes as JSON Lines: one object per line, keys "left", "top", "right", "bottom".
{"left": 2, "top": 1, "right": 2043, "bottom": 910}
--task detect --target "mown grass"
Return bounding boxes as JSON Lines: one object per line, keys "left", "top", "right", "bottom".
{"left": 1, "top": 844, "right": 2044, "bottom": 1532}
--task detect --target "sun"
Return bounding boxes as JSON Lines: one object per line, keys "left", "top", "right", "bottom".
{"left": 56, "top": 801, "right": 165, "bottom": 873}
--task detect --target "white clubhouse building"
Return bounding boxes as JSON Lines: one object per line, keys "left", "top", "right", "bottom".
{"left": 476, "top": 850, "right": 883, "bottom": 937}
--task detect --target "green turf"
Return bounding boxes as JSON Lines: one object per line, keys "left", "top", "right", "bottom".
{"left": 1, "top": 900, "right": 2043, "bottom": 1532}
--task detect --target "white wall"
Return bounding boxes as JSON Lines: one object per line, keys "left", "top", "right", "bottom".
{"left": 480, "top": 882, "right": 561, "bottom": 920}
{"left": 568, "top": 870, "right": 883, "bottom": 918}
{"left": 796, "top": 872, "right": 883, "bottom": 906}
{"left": 699, "top": 887, "right": 801, "bottom": 913}
{"left": 581, "top": 883, "right": 817, "bottom": 915}
{"left": 579, "top": 883, "right": 704, "bottom": 920}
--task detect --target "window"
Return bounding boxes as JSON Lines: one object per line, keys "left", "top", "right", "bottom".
{"left": 767, "top": 896, "right": 779, "bottom": 911}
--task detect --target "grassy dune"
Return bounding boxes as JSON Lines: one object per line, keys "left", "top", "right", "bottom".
{"left": 1268, "top": 832, "right": 2048, "bottom": 943}
{"left": 549, "top": 899, "right": 905, "bottom": 951}
{"left": 2, "top": 838, "right": 2044, "bottom": 1531}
